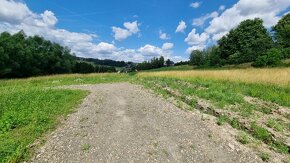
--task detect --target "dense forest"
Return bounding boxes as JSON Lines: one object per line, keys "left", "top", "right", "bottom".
{"left": 0, "top": 31, "right": 117, "bottom": 78}
{"left": 189, "top": 14, "right": 290, "bottom": 67}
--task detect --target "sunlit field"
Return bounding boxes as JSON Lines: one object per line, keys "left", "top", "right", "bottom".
{"left": 1, "top": 68, "right": 290, "bottom": 162}
{"left": 135, "top": 67, "right": 290, "bottom": 159}
{"left": 138, "top": 67, "right": 290, "bottom": 86}
{"left": 0, "top": 73, "right": 130, "bottom": 162}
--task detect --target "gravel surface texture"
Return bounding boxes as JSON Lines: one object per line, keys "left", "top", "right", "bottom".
{"left": 33, "top": 83, "right": 261, "bottom": 163}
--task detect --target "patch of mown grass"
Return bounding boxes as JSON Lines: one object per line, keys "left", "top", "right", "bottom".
{"left": 248, "top": 122, "right": 289, "bottom": 154}
{"left": 266, "top": 118, "right": 285, "bottom": 132}
{"left": 217, "top": 115, "right": 230, "bottom": 126}
{"left": 250, "top": 123, "right": 272, "bottom": 143}
{"left": 230, "top": 118, "right": 243, "bottom": 129}
{"left": 272, "top": 141, "right": 289, "bottom": 154}
{"left": 236, "top": 132, "right": 251, "bottom": 144}
{"left": 241, "top": 83, "right": 290, "bottom": 108}
{"left": 216, "top": 115, "right": 244, "bottom": 130}
{"left": 258, "top": 152, "right": 270, "bottom": 162}
{"left": 0, "top": 73, "right": 130, "bottom": 88}
{"left": 239, "top": 103, "right": 256, "bottom": 117}
{"left": 136, "top": 77, "right": 246, "bottom": 109}
{"left": 0, "top": 87, "right": 88, "bottom": 162}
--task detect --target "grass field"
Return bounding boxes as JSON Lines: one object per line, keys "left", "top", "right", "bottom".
{"left": 143, "top": 65, "right": 194, "bottom": 72}
{"left": 138, "top": 67, "right": 290, "bottom": 86}
{"left": 0, "top": 73, "right": 130, "bottom": 162}
{"left": 0, "top": 68, "right": 290, "bottom": 162}
{"left": 136, "top": 68, "right": 290, "bottom": 160}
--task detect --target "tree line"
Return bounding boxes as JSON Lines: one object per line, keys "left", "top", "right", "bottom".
{"left": 190, "top": 13, "right": 290, "bottom": 67}
{"left": 135, "top": 56, "right": 175, "bottom": 70}
{"left": 0, "top": 31, "right": 116, "bottom": 78}
{"left": 75, "top": 57, "right": 132, "bottom": 67}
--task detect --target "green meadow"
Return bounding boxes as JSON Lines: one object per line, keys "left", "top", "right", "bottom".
{"left": 0, "top": 69, "right": 289, "bottom": 162}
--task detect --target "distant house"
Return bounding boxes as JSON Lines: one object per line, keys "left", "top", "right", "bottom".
{"left": 166, "top": 59, "right": 175, "bottom": 67}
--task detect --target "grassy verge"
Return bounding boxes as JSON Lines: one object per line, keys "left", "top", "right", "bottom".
{"left": 134, "top": 75, "right": 290, "bottom": 159}
{"left": 0, "top": 73, "right": 130, "bottom": 88}
{"left": 0, "top": 73, "right": 130, "bottom": 162}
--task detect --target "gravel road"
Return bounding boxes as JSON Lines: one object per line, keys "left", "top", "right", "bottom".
{"left": 33, "top": 83, "right": 261, "bottom": 163}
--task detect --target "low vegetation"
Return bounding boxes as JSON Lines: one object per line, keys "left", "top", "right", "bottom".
{"left": 82, "top": 143, "right": 90, "bottom": 152}
{"left": 134, "top": 68, "right": 290, "bottom": 161}
{"left": 1, "top": 68, "right": 289, "bottom": 162}
{"left": 143, "top": 65, "right": 194, "bottom": 72}
{"left": 0, "top": 73, "right": 130, "bottom": 162}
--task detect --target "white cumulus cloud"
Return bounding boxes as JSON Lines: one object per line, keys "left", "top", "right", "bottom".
{"left": 185, "top": 29, "right": 209, "bottom": 46}
{"left": 175, "top": 20, "right": 187, "bottom": 33}
{"left": 0, "top": 1, "right": 185, "bottom": 63}
{"left": 0, "top": 0, "right": 183, "bottom": 62}
{"left": 159, "top": 30, "right": 170, "bottom": 40}
{"left": 219, "top": 5, "right": 226, "bottom": 11}
{"left": 40, "top": 10, "right": 58, "bottom": 27}
{"left": 138, "top": 44, "right": 163, "bottom": 57}
{"left": 206, "top": 0, "right": 290, "bottom": 41}
{"left": 0, "top": 0, "right": 32, "bottom": 24}
{"left": 162, "top": 42, "right": 174, "bottom": 50}
{"left": 190, "top": 2, "right": 201, "bottom": 8}
{"left": 112, "top": 21, "right": 140, "bottom": 41}
{"left": 184, "top": 28, "right": 210, "bottom": 54}
{"left": 192, "top": 11, "right": 219, "bottom": 26}
{"left": 137, "top": 43, "right": 175, "bottom": 60}
{"left": 185, "top": 0, "right": 290, "bottom": 54}
{"left": 184, "top": 29, "right": 209, "bottom": 54}
{"left": 112, "top": 27, "right": 132, "bottom": 41}
{"left": 124, "top": 21, "right": 139, "bottom": 33}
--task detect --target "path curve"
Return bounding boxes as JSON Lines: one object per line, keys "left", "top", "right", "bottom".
{"left": 33, "top": 83, "right": 261, "bottom": 162}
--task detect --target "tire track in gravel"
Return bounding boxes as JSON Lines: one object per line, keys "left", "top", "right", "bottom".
{"left": 33, "top": 82, "right": 261, "bottom": 163}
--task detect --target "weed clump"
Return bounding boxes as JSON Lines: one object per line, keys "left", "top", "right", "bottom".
{"left": 250, "top": 123, "right": 272, "bottom": 143}
{"left": 258, "top": 152, "right": 270, "bottom": 162}
{"left": 237, "top": 132, "right": 251, "bottom": 144}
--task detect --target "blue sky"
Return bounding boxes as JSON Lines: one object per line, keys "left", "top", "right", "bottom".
{"left": 0, "top": 0, "right": 290, "bottom": 62}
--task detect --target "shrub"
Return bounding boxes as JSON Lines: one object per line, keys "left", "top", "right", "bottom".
{"left": 253, "top": 48, "right": 282, "bottom": 67}
{"left": 282, "top": 47, "right": 290, "bottom": 59}
{"left": 190, "top": 50, "right": 205, "bottom": 66}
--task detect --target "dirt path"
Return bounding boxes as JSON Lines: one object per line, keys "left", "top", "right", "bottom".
{"left": 33, "top": 83, "right": 261, "bottom": 162}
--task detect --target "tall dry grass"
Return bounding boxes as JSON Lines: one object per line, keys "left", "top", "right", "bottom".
{"left": 138, "top": 68, "right": 290, "bottom": 86}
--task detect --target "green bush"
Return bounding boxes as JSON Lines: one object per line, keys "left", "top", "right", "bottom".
{"left": 282, "top": 47, "right": 290, "bottom": 59}
{"left": 253, "top": 48, "right": 282, "bottom": 67}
